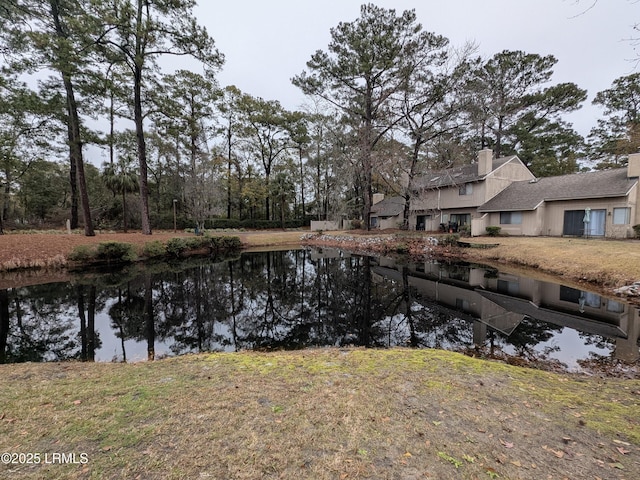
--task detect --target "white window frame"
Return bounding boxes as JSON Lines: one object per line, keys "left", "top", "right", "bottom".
{"left": 458, "top": 183, "right": 472, "bottom": 196}
{"left": 612, "top": 207, "right": 631, "bottom": 225}
{"left": 500, "top": 211, "right": 522, "bottom": 225}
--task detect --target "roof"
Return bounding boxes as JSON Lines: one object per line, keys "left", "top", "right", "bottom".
{"left": 370, "top": 196, "right": 405, "bottom": 217}
{"left": 478, "top": 168, "right": 638, "bottom": 212}
{"left": 416, "top": 156, "right": 516, "bottom": 189}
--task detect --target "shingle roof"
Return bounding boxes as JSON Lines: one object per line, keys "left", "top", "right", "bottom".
{"left": 478, "top": 168, "right": 637, "bottom": 212}
{"left": 370, "top": 196, "right": 405, "bottom": 217}
{"left": 415, "top": 156, "right": 516, "bottom": 189}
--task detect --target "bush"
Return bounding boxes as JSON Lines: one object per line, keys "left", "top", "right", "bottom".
{"left": 633, "top": 224, "right": 640, "bottom": 238}
{"left": 165, "top": 238, "right": 189, "bottom": 257}
{"left": 185, "top": 236, "right": 210, "bottom": 250}
{"left": 68, "top": 244, "right": 96, "bottom": 262}
{"left": 165, "top": 235, "right": 242, "bottom": 258}
{"left": 458, "top": 224, "right": 471, "bottom": 237}
{"left": 209, "top": 235, "right": 242, "bottom": 254}
{"left": 395, "top": 244, "right": 409, "bottom": 254}
{"left": 95, "top": 242, "right": 137, "bottom": 263}
{"left": 142, "top": 240, "right": 166, "bottom": 258}
{"left": 485, "top": 226, "right": 502, "bottom": 237}
{"left": 221, "top": 236, "right": 242, "bottom": 250}
{"left": 440, "top": 233, "right": 460, "bottom": 246}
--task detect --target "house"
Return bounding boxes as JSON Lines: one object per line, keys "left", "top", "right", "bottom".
{"left": 408, "top": 149, "right": 535, "bottom": 232}
{"left": 476, "top": 153, "right": 640, "bottom": 238}
{"left": 370, "top": 149, "right": 639, "bottom": 238}
{"left": 370, "top": 194, "right": 405, "bottom": 229}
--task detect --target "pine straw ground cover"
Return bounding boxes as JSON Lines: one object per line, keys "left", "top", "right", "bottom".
{"left": 1, "top": 349, "right": 639, "bottom": 480}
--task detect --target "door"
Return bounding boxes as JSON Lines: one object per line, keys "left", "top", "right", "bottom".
{"left": 563, "top": 209, "right": 606, "bottom": 236}
{"left": 563, "top": 210, "right": 584, "bottom": 236}
{"left": 586, "top": 209, "right": 606, "bottom": 236}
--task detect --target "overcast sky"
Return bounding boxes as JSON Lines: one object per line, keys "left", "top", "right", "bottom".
{"left": 193, "top": 0, "right": 639, "bottom": 138}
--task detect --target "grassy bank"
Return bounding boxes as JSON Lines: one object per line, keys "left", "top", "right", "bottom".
{"left": 1, "top": 349, "right": 639, "bottom": 480}
{"left": 457, "top": 236, "right": 640, "bottom": 289}
{"left": 303, "top": 231, "right": 640, "bottom": 294}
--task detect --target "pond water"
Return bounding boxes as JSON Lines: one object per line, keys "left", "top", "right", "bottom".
{"left": 1, "top": 248, "right": 638, "bottom": 372}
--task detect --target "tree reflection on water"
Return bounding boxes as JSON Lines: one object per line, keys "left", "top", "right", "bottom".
{"left": 0, "top": 249, "right": 637, "bottom": 371}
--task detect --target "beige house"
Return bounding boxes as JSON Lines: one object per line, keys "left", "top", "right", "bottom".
{"left": 409, "top": 149, "right": 535, "bottom": 232}
{"left": 369, "top": 194, "right": 405, "bottom": 229}
{"left": 476, "top": 153, "right": 640, "bottom": 238}
{"left": 370, "top": 149, "right": 639, "bottom": 238}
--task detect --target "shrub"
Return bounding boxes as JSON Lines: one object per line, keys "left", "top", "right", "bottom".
{"left": 395, "top": 244, "right": 409, "bottom": 254}
{"left": 95, "top": 242, "right": 137, "bottom": 263}
{"left": 185, "top": 236, "right": 210, "bottom": 250}
{"left": 165, "top": 238, "right": 189, "bottom": 257}
{"left": 440, "top": 233, "right": 460, "bottom": 246}
{"left": 220, "top": 236, "right": 242, "bottom": 251}
{"left": 485, "top": 226, "right": 502, "bottom": 237}
{"left": 208, "top": 235, "right": 242, "bottom": 253}
{"left": 458, "top": 224, "right": 471, "bottom": 237}
{"left": 142, "top": 240, "right": 166, "bottom": 258}
{"left": 633, "top": 224, "right": 640, "bottom": 238}
{"left": 68, "top": 244, "right": 96, "bottom": 262}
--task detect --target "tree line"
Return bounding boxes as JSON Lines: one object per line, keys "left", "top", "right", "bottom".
{"left": 1, "top": 2, "right": 638, "bottom": 234}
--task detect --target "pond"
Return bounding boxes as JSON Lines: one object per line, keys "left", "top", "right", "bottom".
{"left": 0, "top": 248, "right": 638, "bottom": 372}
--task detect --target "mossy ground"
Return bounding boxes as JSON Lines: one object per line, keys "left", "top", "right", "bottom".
{"left": 1, "top": 348, "right": 639, "bottom": 479}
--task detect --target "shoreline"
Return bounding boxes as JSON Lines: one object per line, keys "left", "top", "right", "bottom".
{"left": 1, "top": 230, "right": 639, "bottom": 303}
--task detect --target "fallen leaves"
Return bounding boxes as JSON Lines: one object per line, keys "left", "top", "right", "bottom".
{"left": 500, "top": 439, "right": 514, "bottom": 449}
{"left": 616, "top": 446, "right": 631, "bottom": 455}
{"left": 542, "top": 445, "right": 565, "bottom": 458}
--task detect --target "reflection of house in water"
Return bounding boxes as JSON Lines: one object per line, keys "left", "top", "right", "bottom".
{"left": 372, "top": 258, "right": 640, "bottom": 362}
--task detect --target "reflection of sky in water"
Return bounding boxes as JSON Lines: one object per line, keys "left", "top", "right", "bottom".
{"left": 94, "top": 300, "right": 237, "bottom": 363}
{"left": 93, "top": 308, "right": 148, "bottom": 363}
{"left": 502, "top": 328, "right": 613, "bottom": 371}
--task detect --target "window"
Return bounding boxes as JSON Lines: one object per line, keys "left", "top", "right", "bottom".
{"left": 497, "top": 279, "right": 519, "bottom": 295}
{"left": 613, "top": 207, "right": 631, "bottom": 225}
{"left": 458, "top": 183, "right": 473, "bottom": 195}
{"left": 500, "top": 211, "right": 522, "bottom": 224}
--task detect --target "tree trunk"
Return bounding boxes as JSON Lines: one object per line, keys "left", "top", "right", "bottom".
{"left": 227, "top": 123, "right": 232, "bottom": 219}
{"left": 133, "top": 69, "right": 151, "bottom": 234}
{"left": 122, "top": 189, "right": 127, "bottom": 232}
{"left": 50, "top": 0, "right": 94, "bottom": 236}
{"left": 299, "top": 147, "right": 306, "bottom": 221}
{"left": 69, "top": 146, "right": 78, "bottom": 229}
{"left": 134, "top": 0, "right": 151, "bottom": 235}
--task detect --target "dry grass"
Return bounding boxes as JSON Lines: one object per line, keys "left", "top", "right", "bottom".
{"left": 460, "top": 236, "right": 640, "bottom": 288}
{"left": 237, "top": 230, "right": 306, "bottom": 249}
{"left": 1, "top": 349, "right": 639, "bottom": 480}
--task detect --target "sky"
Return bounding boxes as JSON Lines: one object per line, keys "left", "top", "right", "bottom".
{"left": 193, "top": 0, "right": 639, "bottom": 138}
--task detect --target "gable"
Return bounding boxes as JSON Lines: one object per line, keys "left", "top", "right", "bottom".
{"left": 370, "top": 196, "right": 405, "bottom": 217}
{"left": 479, "top": 168, "right": 638, "bottom": 212}
{"left": 416, "top": 156, "right": 530, "bottom": 190}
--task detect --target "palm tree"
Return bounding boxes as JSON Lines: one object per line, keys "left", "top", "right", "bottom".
{"left": 103, "top": 159, "right": 139, "bottom": 232}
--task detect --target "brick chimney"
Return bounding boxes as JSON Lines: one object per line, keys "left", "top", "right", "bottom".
{"left": 477, "top": 149, "right": 493, "bottom": 177}
{"left": 628, "top": 153, "right": 640, "bottom": 178}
